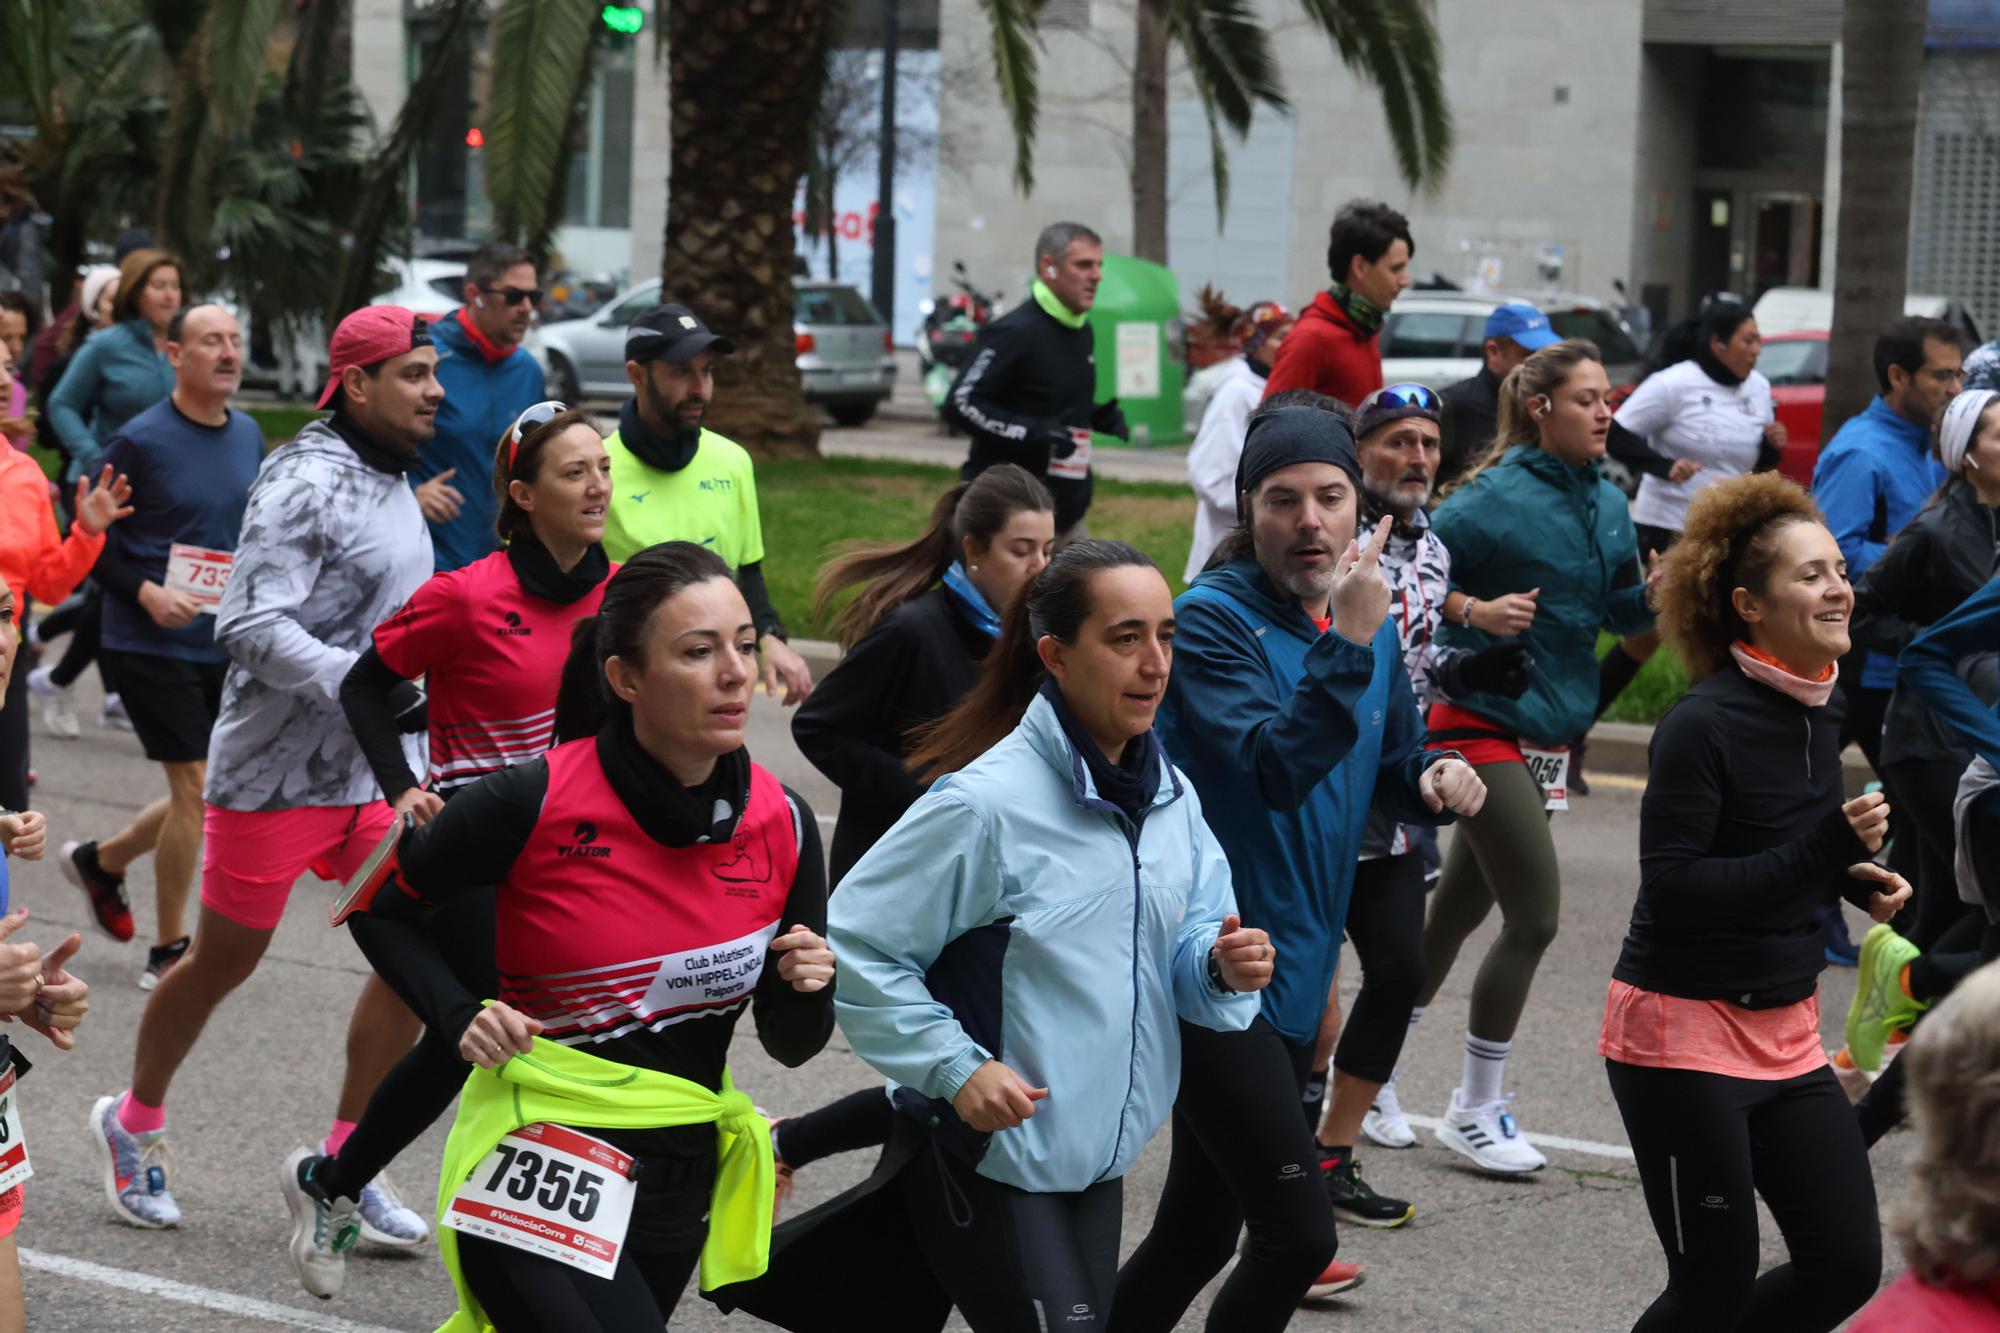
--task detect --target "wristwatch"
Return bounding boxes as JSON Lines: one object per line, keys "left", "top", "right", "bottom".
{"left": 1460, "top": 597, "right": 1478, "bottom": 627}
{"left": 1206, "top": 951, "right": 1236, "bottom": 995}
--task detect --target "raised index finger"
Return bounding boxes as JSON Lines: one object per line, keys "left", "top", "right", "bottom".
{"left": 1357, "top": 514, "right": 1393, "bottom": 570}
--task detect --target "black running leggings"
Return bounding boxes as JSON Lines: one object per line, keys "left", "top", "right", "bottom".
{"left": 1880, "top": 756, "right": 1979, "bottom": 950}
{"left": 1606, "top": 1061, "right": 1881, "bottom": 1332}
{"left": 775, "top": 1087, "right": 895, "bottom": 1171}
{"left": 1112, "top": 1017, "right": 1339, "bottom": 1333}
{"left": 322, "top": 890, "right": 498, "bottom": 1201}
{"left": 1333, "top": 851, "right": 1427, "bottom": 1085}
{"left": 459, "top": 1231, "right": 699, "bottom": 1331}
{"left": 899, "top": 1124, "right": 1123, "bottom": 1331}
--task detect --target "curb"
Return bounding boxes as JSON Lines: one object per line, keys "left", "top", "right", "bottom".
{"left": 792, "top": 639, "right": 1878, "bottom": 795}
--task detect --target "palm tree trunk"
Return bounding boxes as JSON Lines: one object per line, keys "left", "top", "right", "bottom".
{"left": 665, "top": 0, "right": 826, "bottom": 458}
{"left": 1823, "top": 1, "right": 1925, "bottom": 443}
{"left": 1130, "top": 0, "right": 1170, "bottom": 264}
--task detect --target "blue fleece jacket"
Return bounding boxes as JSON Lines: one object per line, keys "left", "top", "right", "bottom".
{"left": 1156, "top": 560, "right": 1452, "bottom": 1045}
{"left": 1813, "top": 397, "right": 1946, "bottom": 689}
{"left": 412, "top": 310, "right": 547, "bottom": 573}
{"left": 1901, "top": 575, "right": 2000, "bottom": 775}
{"left": 830, "top": 693, "right": 1256, "bottom": 1193}
{"left": 44, "top": 320, "right": 174, "bottom": 481}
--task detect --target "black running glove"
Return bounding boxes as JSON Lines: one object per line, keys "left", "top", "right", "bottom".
{"left": 1459, "top": 640, "right": 1535, "bottom": 699}
{"left": 1031, "top": 419, "right": 1080, "bottom": 459}
{"left": 1091, "top": 398, "right": 1130, "bottom": 441}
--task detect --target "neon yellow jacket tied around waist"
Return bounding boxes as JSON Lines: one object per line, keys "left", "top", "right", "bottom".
{"left": 433, "top": 1037, "right": 773, "bottom": 1333}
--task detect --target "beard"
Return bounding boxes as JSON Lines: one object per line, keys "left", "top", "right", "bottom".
{"left": 1363, "top": 476, "right": 1427, "bottom": 519}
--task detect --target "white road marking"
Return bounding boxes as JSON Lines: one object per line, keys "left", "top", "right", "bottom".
{"left": 1402, "top": 1114, "right": 1635, "bottom": 1163}
{"left": 817, "top": 813, "right": 837, "bottom": 829}
{"left": 18, "top": 1249, "right": 410, "bottom": 1333}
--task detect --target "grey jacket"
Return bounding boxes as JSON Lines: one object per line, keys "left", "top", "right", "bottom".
{"left": 205, "top": 421, "right": 431, "bottom": 811}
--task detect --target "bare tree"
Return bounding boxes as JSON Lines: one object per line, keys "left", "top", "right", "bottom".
{"left": 803, "top": 48, "right": 940, "bottom": 277}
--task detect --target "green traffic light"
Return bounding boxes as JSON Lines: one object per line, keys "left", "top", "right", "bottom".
{"left": 601, "top": 4, "right": 643, "bottom": 35}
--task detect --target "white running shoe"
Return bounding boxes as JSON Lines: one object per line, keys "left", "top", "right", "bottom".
{"left": 28, "top": 666, "right": 79, "bottom": 740}
{"left": 281, "top": 1148, "right": 358, "bottom": 1299}
{"left": 356, "top": 1171, "right": 430, "bottom": 1248}
{"left": 1434, "top": 1090, "right": 1547, "bottom": 1175}
{"left": 101, "top": 692, "right": 134, "bottom": 732}
{"left": 90, "top": 1095, "right": 182, "bottom": 1228}
{"left": 1361, "top": 1072, "right": 1417, "bottom": 1149}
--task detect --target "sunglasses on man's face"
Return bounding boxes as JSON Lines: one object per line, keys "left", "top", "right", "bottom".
{"left": 483, "top": 286, "right": 544, "bottom": 308}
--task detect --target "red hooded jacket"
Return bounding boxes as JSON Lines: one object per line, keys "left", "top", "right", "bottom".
{"left": 1262, "top": 289, "right": 1382, "bottom": 409}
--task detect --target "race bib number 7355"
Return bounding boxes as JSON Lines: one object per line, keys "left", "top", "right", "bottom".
{"left": 445, "top": 1122, "right": 636, "bottom": 1280}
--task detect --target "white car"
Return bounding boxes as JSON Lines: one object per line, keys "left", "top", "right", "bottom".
{"left": 370, "top": 257, "right": 469, "bottom": 326}
{"left": 1379, "top": 291, "right": 1645, "bottom": 390}
{"left": 1752, "top": 286, "right": 1984, "bottom": 347}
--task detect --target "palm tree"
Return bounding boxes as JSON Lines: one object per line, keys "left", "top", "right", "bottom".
{"left": 980, "top": 0, "right": 1454, "bottom": 263}
{"left": 479, "top": 0, "right": 604, "bottom": 269}
{"left": 662, "top": 0, "right": 830, "bottom": 458}
{"left": 1822, "top": 0, "right": 1925, "bottom": 442}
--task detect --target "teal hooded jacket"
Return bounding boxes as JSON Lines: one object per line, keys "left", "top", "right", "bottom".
{"left": 1430, "top": 444, "right": 1654, "bottom": 747}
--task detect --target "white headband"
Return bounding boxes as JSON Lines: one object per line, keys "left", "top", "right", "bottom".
{"left": 1939, "top": 390, "right": 2000, "bottom": 474}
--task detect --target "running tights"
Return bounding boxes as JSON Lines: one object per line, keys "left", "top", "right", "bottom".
{"left": 776, "top": 1087, "right": 894, "bottom": 1170}
{"left": 1333, "top": 851, "right": 1427, "bottom": 1084}
{"left": 1112, "top": 1017, "right": 1337, "bottom": 1333}
{"left": 459, "top": 1231, "right": 698, "bottom": 1331}
{"left": 1607, "top": 1061, "right": 1880, "bottom": 1333}
{"left": 1417, "top": 758, "right": 1558, "bottom": 1041}
{"left": 1880, "top": 756, "right": 1974, "bottom": 950}
{"left": 899, "top": 1126, "right": 1122, "bottom": 1332}
{"left": 47, "top": 586, "right": 102, "bottom": 691}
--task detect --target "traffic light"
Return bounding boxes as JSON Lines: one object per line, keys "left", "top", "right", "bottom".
{"left": 600, "top": 5, "right": 643, "bottom": 35}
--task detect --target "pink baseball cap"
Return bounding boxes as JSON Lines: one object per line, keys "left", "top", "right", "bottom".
{"left": 317, "top": 306, "right": 441, "bottom": 409}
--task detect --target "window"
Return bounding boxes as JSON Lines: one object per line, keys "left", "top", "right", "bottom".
{"left": 795, "top": 286, "right": 883, "bottom": 326}
{"left": 1758, "top": 338, "right": 1827, "bottom": 386}
{"left": 601, "top": 283, "right": 661, "bottom": 324}
{"left": 1546, "top": 310, "right": 1642, "bottom": 364}
{"left": 1380, "top": 312, "right": 1469, "bottom": 359}
{"left": 428, "top": 276, "right": 466, "bottom": 301}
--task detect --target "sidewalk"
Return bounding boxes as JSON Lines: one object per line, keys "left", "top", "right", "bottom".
{"left": 826, "top": 400, "right": 1194, "bottom": 485}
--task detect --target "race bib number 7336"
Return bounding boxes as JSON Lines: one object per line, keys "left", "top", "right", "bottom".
{"left": 445, "top": 1122, "right": 636, "bottom": 1280}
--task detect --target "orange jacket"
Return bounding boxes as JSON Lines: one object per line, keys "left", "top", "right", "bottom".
{"left": 0, "top": 449, "right": 101, "bottom": 626}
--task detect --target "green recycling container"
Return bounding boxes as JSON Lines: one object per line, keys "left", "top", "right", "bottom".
{"left": 1090, "top": 255, "right": 1185, "bottom": 448}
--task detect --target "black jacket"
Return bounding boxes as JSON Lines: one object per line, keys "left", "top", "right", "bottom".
{"left": 1437, "top": 365, "right": 1499, "bottom": 493}
{"left": 943, "top": 297, "right": 1104, "bottom": 532}
{"left": 1851, "top": 479, "right": 2000, "bottom": 768}
{"left": 791, "top": 587, "right": 990, "bottom": 883}
{"left": 1613, "top": 665, "right": 1875, "bottom": 1007}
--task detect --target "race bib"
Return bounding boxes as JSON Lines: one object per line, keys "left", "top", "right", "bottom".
{"left": 163, "top": 544, "right": 234, "bottom": 611}
{"left": 1521, "top": 745, "right": 1570, "bottom": 813}
{"left": 445, "top": 1122, "right": 637, "bottom": 1281}
{"left": 1047, "top": 427, "right": 1093, "bottom": 480}
{"left": 0, "top": 1066, "right": 33, "bottom": 1196}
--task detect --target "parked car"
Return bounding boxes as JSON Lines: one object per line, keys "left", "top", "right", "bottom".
{"left": 369, "top": 257, "right": 468, "bottom": 326}
{"left": 1757, "top": 330, "right": 1829, "bottom": 485}
{"left": 1379, "top": 291, "right": 1645, "bottom": 390}
{"left": 528, "top": 278, "right": 895, "bottom": 424}
{"left": 1753, "top": 287, "right": 1985, "bottom": 348}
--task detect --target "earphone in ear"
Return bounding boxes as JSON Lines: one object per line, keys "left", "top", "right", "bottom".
{"left": 1044, "top": 266, "right": 1055, "bottom": 279}
{"left": 474, "top": 297, "right": 486, "bottom": 309}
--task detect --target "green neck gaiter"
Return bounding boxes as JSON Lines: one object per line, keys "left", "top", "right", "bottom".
{"left": 1032, "top": 278, "right": 1089, "bottom": 330}
{"left": 1332, "top": 282, "right": 1385, "bottom": 334}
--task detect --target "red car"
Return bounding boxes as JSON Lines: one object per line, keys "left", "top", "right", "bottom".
{"left": 1759, "top": 331, "right": 1828, "bottom": 485}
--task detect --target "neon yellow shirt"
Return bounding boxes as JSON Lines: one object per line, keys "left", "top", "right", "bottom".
{"left": 602, "top": 427, "right": 766, "bottom": 569}
{"left": 433, "top": 1038, "right": 774, "bottom": 1332}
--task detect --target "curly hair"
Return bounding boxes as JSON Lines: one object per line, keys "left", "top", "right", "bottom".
{"left": 1655, "top": 472, "right": 1824, "bottom": 680}
{"left": 1891, "top": 960, "right": 2000, "bottom": 1287}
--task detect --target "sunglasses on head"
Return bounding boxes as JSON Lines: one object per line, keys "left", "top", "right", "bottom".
{"left": 1370, "top": 383, "right": 1440, "bottom": 411}
{"left": 482, "top": 285, "right": 543, "bottom": 307}
{"left": 506, "top": 400, "right": 568, "bottom": 470}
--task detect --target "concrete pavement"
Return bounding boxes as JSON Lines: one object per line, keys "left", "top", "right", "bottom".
{"left": 6, "top": 669, "right": 1913, "bottom": 1331}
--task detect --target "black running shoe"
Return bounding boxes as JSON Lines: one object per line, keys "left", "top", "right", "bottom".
{"left": 140, "top": 937, "right": 190, "bottom": 992}
{"left": 1321, "top": 1152, "right": 1415, "bottom": 1229}
{"left": 61, "top": 840, "right": 134, "bottom": 942}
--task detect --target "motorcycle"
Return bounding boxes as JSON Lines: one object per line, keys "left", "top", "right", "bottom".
{"left": 917, "top": 260, "right": 1001, "bottom": 426}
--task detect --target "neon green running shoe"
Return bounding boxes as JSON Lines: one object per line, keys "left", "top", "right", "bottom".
{"left": 1846, "top": 924, "right": 1926, "bottom": 1071}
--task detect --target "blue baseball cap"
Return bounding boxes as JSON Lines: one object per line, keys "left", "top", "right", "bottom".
{"left": 1484, "top": 302, "right": 1560, "bottom": 351}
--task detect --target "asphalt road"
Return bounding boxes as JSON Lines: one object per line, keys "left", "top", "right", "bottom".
{"left": 6, "top": 671, "right": 1913, "bottom": 1332}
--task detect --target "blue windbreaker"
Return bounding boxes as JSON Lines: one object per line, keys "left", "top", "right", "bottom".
{"left": 414, "top": 311, "right": 548, "bottom": 573}
{"left": 1813, "top": 397, "right": 1947, "bottom": 689}
{"left": 1157, "top": 559, "right": 1452, "bottom": 1044}
{"left": 829, "top": 693, "right": 1257, "bottom": 1194}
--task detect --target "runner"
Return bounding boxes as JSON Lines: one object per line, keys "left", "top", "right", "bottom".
{"left": 1311, "top": 385, "right": 1533, "bottom": 1210}
{"left": 1185, "top": 301, "right": 1291, "bottom": 579}
{"left": 407, "top": 242, "right": 547, "bottom": 573}
{"left": 1852, "top": 961, "right": 2000, "bottom": 1330}
{"left": 87, "top": 306, "right": 440, "bottom": 1232}
{"left": 56, "top": 305, "right": 261, "bottom": 987}
{"left": 1406, "top": 338, "right": 1660, "bottom": 1171}
{"left": 1601, "top": 472, "right": 1900, "bottom": 1332}
{"left": 945, "top": 221, "right": 1127, "bottom": 542}
{"left": 1112, "top": 406, "right": 1484, "bottom": 1329}
{"left": 1263, "top": 200, "right": 1412, "bottom": 408}
{"left": 277, "top": 402, "right": 617, "bottom": 1297}
{"left": 0, "top": 293, "right": 38, "bottom": 449}
{"left": 724, "top": 540, "right": 1266, "bottom": 1333}
{"left": 601, "top": 303, "right": 815, "bottom": 705}
{"left": 772, "top": 463, "right": 1053, "bottom": 1207}
{"left": 330, "top": 541, "right": 836, "bottom": 1331}
{"left": 1437, "top": 302, "right": 1560, "bottom": 492}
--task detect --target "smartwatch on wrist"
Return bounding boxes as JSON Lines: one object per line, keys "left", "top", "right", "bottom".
{"left": 1205, "top": 951, "right": 1236, "bottom": 995}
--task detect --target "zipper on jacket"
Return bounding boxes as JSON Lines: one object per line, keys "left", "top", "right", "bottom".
{"left": 1803, "top": 714, "right": 1812, "bottom": 781}
{"left": 1106, "top": 811, "right": 1145, "bottom": 1177}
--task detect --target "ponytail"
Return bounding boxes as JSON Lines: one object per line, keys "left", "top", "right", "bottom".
{"left": 906, "top": 539, "right": 1154, "bottom": 777}
{"left": 813, "top": 464, "right": 1054, "bottom": 650}
{"left": 1440, "top": 338, "right": 1603, "bottom": 499}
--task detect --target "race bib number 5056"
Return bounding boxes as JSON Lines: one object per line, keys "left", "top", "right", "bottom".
{"left": 445, "top": 1122, "right": 636, "bottom": 1280}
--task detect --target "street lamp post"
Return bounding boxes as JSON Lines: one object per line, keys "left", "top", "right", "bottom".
{"left": 871, "top": 0, "right": 899, "bottom": 331}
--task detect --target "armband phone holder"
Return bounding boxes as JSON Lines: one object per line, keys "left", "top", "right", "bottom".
{"left": 328, "top": 812, "right": 416, "bottom": 926}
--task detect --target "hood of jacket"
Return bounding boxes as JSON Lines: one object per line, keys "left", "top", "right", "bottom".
{"left": 1188, "top": 556, "right": 1324, "bottom": 646}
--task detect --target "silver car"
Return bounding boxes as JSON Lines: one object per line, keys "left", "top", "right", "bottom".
{"left": 528, "top": 278, "right": 896, "bottom": 426}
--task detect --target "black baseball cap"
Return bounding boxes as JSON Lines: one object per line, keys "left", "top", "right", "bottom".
{"left": 625, "top": 304, "right": 736, "bottom": 365}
